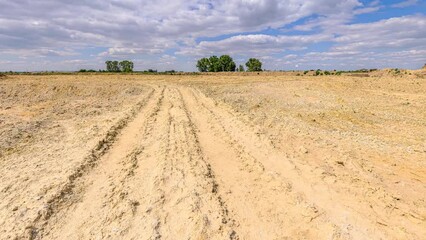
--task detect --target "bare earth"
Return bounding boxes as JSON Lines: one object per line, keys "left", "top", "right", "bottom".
{"left": 0, "top": 72, "right": 425, "bottom": 240}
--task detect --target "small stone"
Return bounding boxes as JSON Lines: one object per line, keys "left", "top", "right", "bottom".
{"left": 300, "top": 146, "right": 309, "bottom": 154}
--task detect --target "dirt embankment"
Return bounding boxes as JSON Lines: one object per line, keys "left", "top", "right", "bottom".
{"left": 0, "top": 74, "right": 425, "bottom": 240}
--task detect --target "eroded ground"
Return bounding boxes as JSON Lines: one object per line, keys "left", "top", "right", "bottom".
{"left": 0, "top": 73, "right": 425, "bottom": 239}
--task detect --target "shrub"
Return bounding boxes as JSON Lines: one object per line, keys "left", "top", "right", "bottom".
{"left": 314, "top": 69, "right": 321, "bottom": 76}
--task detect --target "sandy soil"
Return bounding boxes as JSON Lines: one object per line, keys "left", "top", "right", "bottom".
{"left": 0, "top": 72, "right": 425, "bottom": 239}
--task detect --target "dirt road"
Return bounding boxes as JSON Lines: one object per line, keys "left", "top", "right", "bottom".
{"left": 1, "top": 74, "right": 425, "bottom": 239}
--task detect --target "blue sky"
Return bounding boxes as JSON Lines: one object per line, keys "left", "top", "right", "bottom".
{"left": 0, "top": 0, "right": 425, "bottom": 71}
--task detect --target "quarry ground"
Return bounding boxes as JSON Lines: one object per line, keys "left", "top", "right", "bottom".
{"left": 0, "top": 72, "right": 425, "bottom": 240}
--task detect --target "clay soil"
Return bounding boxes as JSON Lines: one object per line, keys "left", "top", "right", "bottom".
{"left": 0, "top": 72, "right": 425, "bottom": 239}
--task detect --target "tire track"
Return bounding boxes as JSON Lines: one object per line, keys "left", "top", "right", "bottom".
{"left": 180, "top": 86, "right": 389, "bottom": 239}
{"left": 22, "top": 86, "right": 163, "bottom": 239}
{"left": 130, "top": 87, "right": 237, "bottom": 239}
{"left": 38, "top": 86, "right": 238, "bottom": 240}
{"left": 194, "top": 85, "right": 425, "bottom": 239}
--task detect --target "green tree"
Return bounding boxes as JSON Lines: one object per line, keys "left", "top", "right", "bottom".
{"left": 111, "top": 61, "right": 120, "bottom": 72}
{"left": 105, "top": 61, "right": 112, "bottom": 72}
{"left": 219, "top": 55, "right": 236, "bottom": 72}
{"left": 245, "top": 58, "right": 262, "bottom": 72}
{"left": 196, "top": 58, "right": 210, "bottom": 72}
{"left": 119, "top": 60, "right": 134, "bottom": 72}
{"left": 238, "top": 65, "right": 245, "bottom": 72}
{"left": 208, "top": 56, "right": 220, "bottom": 72}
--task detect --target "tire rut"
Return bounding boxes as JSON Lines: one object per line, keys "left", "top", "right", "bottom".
{"left": 33, "top": 86, "right": 238, "bottom": 240}
{"left": 21, "top": 86, "right": 162, "bottom": 239}
{"left": 134, "top": 87, "right": 237, "bottom": 239}
{"left": 180, "top": 86, "right": 389, "bottom": 239}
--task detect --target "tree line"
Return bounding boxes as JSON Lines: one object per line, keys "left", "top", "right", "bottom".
{"left": 196, "top": 55, "right": 262, "bottom": 72}
{"left": 105, "top": 60, "right": 134, "bottom": 72}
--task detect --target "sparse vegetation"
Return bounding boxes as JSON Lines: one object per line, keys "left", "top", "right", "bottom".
{"left": 164, "top": 70, "right": 176, "bottom": 74}
{"left": 79, "top": 69, "right": 97, "bottom": 73}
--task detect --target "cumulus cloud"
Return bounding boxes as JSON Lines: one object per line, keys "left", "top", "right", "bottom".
{"left": 0, "top": 0, "right": 364, "bottom": 51}
{"left": 331, "top": 15, "right": 426, "bottom": 51}
{"left": 0, "top": 0, "right": 424, "bottom": 71}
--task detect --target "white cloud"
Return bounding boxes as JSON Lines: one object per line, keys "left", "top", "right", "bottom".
{"left": 0, "top": 0, "right": 424, "bottom": 71}
{"left": 0, "top": 0, "right": 363, "bottom": 51}
{"left": 331, "top": 15, "right": 426, "bottom": 51}
{"left": 178, "top": 34, "right": 331, "bottom": 57}
{"left": 99, "top": 47, "right": 163, "bottom": 57}
{"left": 391, "top": 0, "right": 418, "bottom": 8}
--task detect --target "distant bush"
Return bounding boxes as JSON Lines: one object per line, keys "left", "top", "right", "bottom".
{"left": 79, "top": 69, "right": 96, "bottom": 73}
{"left": 303, "top": 70, "right": 309, "bottom": 75}
{"left": 324, "top": 71, "right": 330, "bottom": 75}
{"left": 314, "top": 69, "right": 321, "bottom": 76}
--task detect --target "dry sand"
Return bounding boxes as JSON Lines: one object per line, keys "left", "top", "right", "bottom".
{"left": 0, "top": 72, "right": 425, "bottom": 239}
